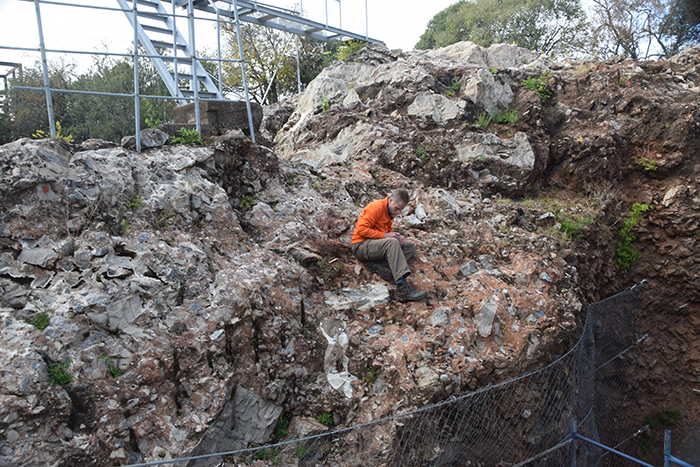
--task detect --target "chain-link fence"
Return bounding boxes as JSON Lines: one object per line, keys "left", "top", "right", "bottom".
{"left": 128, "top": 281, "right": 692, "bottom": 467}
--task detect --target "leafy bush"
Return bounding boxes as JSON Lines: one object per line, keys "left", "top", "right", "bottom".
{"left": 364, "top": 365, "right": 380, "bottom": 387}
{"left": 48, "top": 359, "right": 74, "bottom": 386}
{"left": 335, "top": 39, "right": 365, "bottom": 61}
{"left": 522, "top": 71, "right": 554, "bottom": 102}
{"left": 615, "top": 203, "right": 653, "bottom": 268}
{"left": 171, "top": 128, "right": 202, "bottom": 145}
{"left": 316, "top": 411, "right": 334, "bottom": 427}
{"left": 321, "top": 96, "right": 330, "bottom": 112}
{"left": 28, "top": 311, "right": 50, "bottom": 330}
{"left": 274, "top": 413, "right": 293, "bottom": 439}
{"left": 296, "top": 442, "right": 313, "bottom": 458}
{"left": 239, "top": 194, "right": 257, "bottom": 211}
{"left": 491, "top": 106, "right": 520, "bottom": 124}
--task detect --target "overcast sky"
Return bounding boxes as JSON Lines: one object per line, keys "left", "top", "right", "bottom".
{"left": 0, "top": 0, "right": 456, "bottom": 75}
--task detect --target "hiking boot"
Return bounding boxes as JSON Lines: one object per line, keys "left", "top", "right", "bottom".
{"left": 364, "top": 259, "right": 394, "bottom": 282}
{"left": 396, "top": 278, "right": 427, "bottom": 302}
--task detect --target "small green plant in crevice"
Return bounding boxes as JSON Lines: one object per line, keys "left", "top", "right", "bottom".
{"left": 363, "top": 364, "right": 380, "bottom": 387}
{"left": 643, "top": 406, "right": 682, "bottom": 430}
{"left": 111, "top": 204, "right": 130, "bottom": 236}
{"left": 127, "top": 191, "right": 144, "bottom": 209}
{"left": 636, "top": 157, "right": 658, "bottom": 171}
{"left": 99, "top": 354, "right": 123, "bottom": 378}
{"left": 48, "top": 359, "right": 74, "bottom": 386}
{"left": 33, "top": 121, "right": 74, "bottom": 144}
{"left": 171, "top": 128, "right": 202, "bottom": 145}
{"left": 414, "top": 145, "right": 429, "bottom": 161}
{"left": 475, "top": 111, "right": 492, "bottom": 128}
{"left": 28, "top": 311, "right": 50, "bottom": 330}
{"left": 490, "top": 66, "right": 498, "bottom": 74}
{"left": 557, "top": 215, "right": 592, "bottom": 240}
{"left": 287, "top": 173, "right": 298, "bottom": 186}
{"left": 316, "top": 411, "right": 334, "bottom": 427}
{"left": 446, "top": 75, "right": 461, "bottom": 96}
{"left": 274, "top": 412, "right": 293, "bottom": 439}
{"left": 239, "top": 194, "right": 257, "bottom": 211}
{"left": 491, "top": 106, "right": 520, "bottom": 124}
{"left": 296, "top": 442, "right": 313, "bottom": 458}
{"left": 302, "top": 322, "right": 316, "bottom": 338}
{"left": 638, "top": 435, "right": 653, "bottom": 454}
{"left": 252, "top": 447, "right": 280, "bottom": 464}
{"left": 308, "top": 257, "right": 341, "bottom": 278}
{"left": 521, "top": 71, "right": 554, "bottom": 102}
{"left": 615, "top": 203, "right": 653, "bottom": 269}
{"left": 321, "top": 96, "right": 330, "bottom": 112}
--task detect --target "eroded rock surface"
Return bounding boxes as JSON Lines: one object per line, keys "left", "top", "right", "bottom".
{"left": 1, "top": 41, "right": 700, "bottom": 466}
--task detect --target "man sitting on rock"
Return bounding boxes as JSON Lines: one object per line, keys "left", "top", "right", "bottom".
{"left": 351, "top": 188, "right": 427, "bottom": 303}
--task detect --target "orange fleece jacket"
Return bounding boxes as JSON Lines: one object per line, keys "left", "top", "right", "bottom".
{"left": 351, "top": 197, "right": 394, "bottom": 244}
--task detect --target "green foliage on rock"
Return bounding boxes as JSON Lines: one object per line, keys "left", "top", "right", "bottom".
{"left": 48, "top": 359, "right": 74, "bottom": 386}
{"left": 615, "top": 203, "right": 653, "bottom": 268}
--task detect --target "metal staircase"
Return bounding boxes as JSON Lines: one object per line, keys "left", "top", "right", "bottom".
{"left": 116, "top": 0, "right": 224, "bottom": 106}
{"left": 116, "top": 0, "right": 384, "bottom": 106}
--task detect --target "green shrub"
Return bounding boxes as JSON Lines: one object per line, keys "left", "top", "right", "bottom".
{"left": 48, "top": 359, "right": 74, "bottom": 386}
{"left": 28, "top": 311, "right": 50, "bottom": 330}
{"left": 336, "top": 39, "right": 365, "bottom": 61}
{"left": 321, "top": 97, "right": 330, "bottom": 112}
{"left": 316, "top": 411, "right": 334, "bottom": 427}
{"left": 127, "top": 191, "right": 144, "bottom": 209}
{"left": 615, "top": 203, "right": 653, "bottom": 268}
{"left": 274, "top": 413, "right": 292, "bottom": 439}
{"left": 475, "top": 112, "right": 492, "bottom": 128}
{"left": 522, "top": 71, "right": 554, "bottom": 102}
{"left": 414, "top": 145, "right": 429, "bottom": 160}
{"left": 253, "top": 447, "right": 279, "bottom": 464}
{"left": 171, "top": 128, "right": 202, "bottom": 145}
{"left": 239, "top": 194, "right": 257, "bottom": 211}
{"left": 111, "top": 204, "right": 130, "bottom": 236}
{"left": 491, "top": 106, "right": 520, "bottom": 124}
{"left": 451, "top": 76, "right": 461, "bottom": 92}
{"left": 364, "top": 365, "right": 380, "bottom": 387}
{"left": 296, "top": 442, "right": 313, "bottom": 458}
{"left": 636, "top": 157, "right": 658, "bottom": 171}
{"left": 558, "top": 215, "right": 592, "bottom": 240}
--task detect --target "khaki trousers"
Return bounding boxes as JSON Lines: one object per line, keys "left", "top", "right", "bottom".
{"left": 352, "top": 238, "right": 416, "bottom": 281}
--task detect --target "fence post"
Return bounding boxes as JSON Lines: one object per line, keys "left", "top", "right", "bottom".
{"left": 570, "top": 418, "right": 577, "bottom": 467}
{"left": 33, "top": 0, "right": 56, "bottom": 138}
{"left": 664, "top": 430, "right": 671, "bottom": 467}
{"left": 132, "top": 0, "right": 141, "bottom": 152}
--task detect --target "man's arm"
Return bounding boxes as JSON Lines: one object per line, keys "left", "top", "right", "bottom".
{"left": 354, "top": 208, "right": 387, "bottom": 240}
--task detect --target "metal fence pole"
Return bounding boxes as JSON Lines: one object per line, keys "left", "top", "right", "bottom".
{"left": 232, "top": 0, "right": 256, "bottom": 143}
{"left": 132, "top": 0, "right": 141, "bottom": 152}
{"left": 33, "top": 0, "right": 56, "bottom": 138}
{"left": 188, "top": 0, "right": 201, "bottom": 135}
{"left": 570, "top": 418, "right": 577, "bottom": 467}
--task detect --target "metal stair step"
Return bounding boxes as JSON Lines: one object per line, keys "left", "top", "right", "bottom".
{"left": 181, "top": 90, "right": 220, "bottom": 99}
{"left": 141, "top": 24, "right": 173, "bottom": 35}
{"left": 136, "top": 0, "right": 160, "bottom": 6}
{"left": 151, "top": 40, "right": 188, "bottom": 50}
{"left": 136, "top": 11, "right": 169, "bottom": 21}
{"left": 174, "top": 72, "right": 209, "bottom": 81}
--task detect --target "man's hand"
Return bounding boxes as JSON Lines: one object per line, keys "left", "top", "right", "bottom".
{"left": 383, "top": 232, "right": 405, "bottom": 244}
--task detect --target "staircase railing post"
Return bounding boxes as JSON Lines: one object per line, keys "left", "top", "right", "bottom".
{"left": 33, "top": 0, "right": 56, "bottom": 138}
{"left": 132, "top": 0, "right": 141, "bottom": 152}
{"left": 232, "top": 0, "right": 256, "bottom": 143}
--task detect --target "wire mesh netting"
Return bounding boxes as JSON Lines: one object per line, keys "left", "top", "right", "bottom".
{"left": 144, "top": 281, "right": 692, "bottom": 467}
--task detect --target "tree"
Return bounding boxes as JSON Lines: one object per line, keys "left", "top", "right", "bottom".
{"left": 589, "top": 0, "right": 700, "bottom": 60}
{"left": 415, "top": 0, "right": 588, "bottom": 57}
{"left": 1, "top": 51, "right": 175, "bottom": 145}
{"left": 0, "top": 59, "right": 77, "bottom": 144}
{"left": 219, "top": 23, "right": 357, "bottom": 105}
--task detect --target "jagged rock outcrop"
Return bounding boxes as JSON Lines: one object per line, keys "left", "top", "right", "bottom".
{"left": 1, "top": 41, "right": 700, "bottom": 467}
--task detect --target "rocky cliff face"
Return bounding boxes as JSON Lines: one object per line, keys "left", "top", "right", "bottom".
{"left": 1, "top": 42, "right": 699, "bottom": 467}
